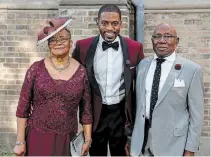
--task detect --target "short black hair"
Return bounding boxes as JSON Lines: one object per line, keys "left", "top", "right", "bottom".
{"left": 98, "top": 4, "right": 121, "bottom": 20}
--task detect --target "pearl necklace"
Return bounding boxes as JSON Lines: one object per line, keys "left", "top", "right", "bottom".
{"left": 50, "top": 57, "right": 70, "bottom": 72}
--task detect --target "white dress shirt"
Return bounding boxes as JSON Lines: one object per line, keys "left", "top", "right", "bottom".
{"left": 94, "top": 35, "right": 125, "bottom": 105}
{"left": 145, "top": 52, "right": 176, "bottom": 119}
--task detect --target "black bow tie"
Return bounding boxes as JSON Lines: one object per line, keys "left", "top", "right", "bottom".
{"left": 102, "top": 41, "right": 119, "bottom": 51}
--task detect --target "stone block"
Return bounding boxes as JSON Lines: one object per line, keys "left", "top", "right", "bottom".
{"left": 3, "top": 63, "right": 18, "bottom": 69}
{"left": 4, "top": 42, "right": 19, "bottom": 47}
{"left": 7, "top": 14, "right": 15, "bottom": 19}
{"left": 16, "top": 13, "right": 27, "bottom": 19}
{"left": 0, "top": 25, "right": 7, "bottom": 30}
{"left": 16, "top": 25, "right": 29, "bottom": 30}
{"left": 88, "top": 11, "right": 98, "bottom": 16}
{"left": 88, "top": 23, "right": 97, "bottom": 29}
{"left": 74, "top": 29, "right": 82, "bottom": 35}
{"left": 5, "top": 58, "right": 14, "bottom": 63}
{"left": 184, "top": 19, "right": 202, "bottom": 25}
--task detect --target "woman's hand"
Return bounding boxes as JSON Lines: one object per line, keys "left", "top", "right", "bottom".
{"left": 81, "top": 143, "right": 91, "bottom": 156}
{"left": 81, "top": 124, "right": 92, "bottom": 156}
{"left": 13, "top": 144, "right": 26, "bottom": 156}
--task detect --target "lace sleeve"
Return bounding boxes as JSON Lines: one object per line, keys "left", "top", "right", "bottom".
{"left": 79, "top": 68, "right": 93, "bottom": 125}
{"left": 16, "top": 62, "right": 38, "bottom": 118}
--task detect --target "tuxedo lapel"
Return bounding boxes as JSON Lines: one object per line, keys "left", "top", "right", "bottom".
{"left": 155, "top": 56, "right": 183, "bottom": 108}
{"left": 85, "top": 35, "right": 101, "bottom": 96}
{"left": 119, "top": 36, "right": 131, "bottom": 96}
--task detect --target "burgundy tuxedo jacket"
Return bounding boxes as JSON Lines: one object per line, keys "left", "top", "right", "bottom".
{"left": 72, "top": 35, "right": 144, "bottom": 136}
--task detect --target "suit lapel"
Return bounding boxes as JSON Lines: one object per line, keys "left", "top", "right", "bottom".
{"left": 85, "top": 35, "right": 101, "bottom": 96}
{"left": 140, "top": 57, "right": 153, "bottom": 111}
{"left": 119, "top": 36, "right": 131, "bottom": 96}
{"left": 155, "top": 56, "right": 183, "bottom": 108}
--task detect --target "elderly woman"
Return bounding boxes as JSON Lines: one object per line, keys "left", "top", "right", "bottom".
{"left": 13, "top": 17, "right": 92, "bottom": 156}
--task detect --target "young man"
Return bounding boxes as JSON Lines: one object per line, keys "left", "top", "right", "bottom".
{"left": 72, "top": 4, "right": 144, "bottom": 156}
{"left": 131, "top": 23, "right": 204, "bottom": 156}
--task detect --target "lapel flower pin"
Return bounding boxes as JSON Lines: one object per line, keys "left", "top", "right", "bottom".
{"left": 175, "top": 64, "right": 181, "bottom": 70}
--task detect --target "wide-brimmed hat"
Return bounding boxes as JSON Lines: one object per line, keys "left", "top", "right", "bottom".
{"left": 36, "top": 17, "right": 73, "bottom": 46}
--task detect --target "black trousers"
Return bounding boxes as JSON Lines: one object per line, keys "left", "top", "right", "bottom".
{"left": 141, "top": 119, "right": 154, "bottom": 156}
{"left": 89, "top": 100, "right": 127, "bottom": 156}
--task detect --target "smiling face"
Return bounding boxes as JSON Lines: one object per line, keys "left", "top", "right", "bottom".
{"left": 151, "top": 24, "right": 179, "bottom": 58}
{"left": 97, "top": 12, "right": 122, "bottom": 43}
{"left": 48, "top": 28, "right": 72, "bottom": 57}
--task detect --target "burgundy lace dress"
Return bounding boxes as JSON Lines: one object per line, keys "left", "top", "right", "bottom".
{"left": 16, "top": 59, "right": 92, "bottom": 156}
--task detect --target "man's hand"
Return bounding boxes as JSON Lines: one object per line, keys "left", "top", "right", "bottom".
{"left": 125, "top": 142, "right": 130, "bottom": 156}
{"left": 184, "top": 150, "right": 194, "bottom": 156}
{"left": 125, "top": 137, "right": 131, "bottom": 156}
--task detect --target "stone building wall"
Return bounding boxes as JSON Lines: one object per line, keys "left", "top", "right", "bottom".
{"left": 0, "top": 9, "right": 59, "bottom": 132}
{"left": 59, "top": 8, "right": 131, "bottom": 42}
{"left": 0, "top": 0, "right": 210, "bottom": 155}
{"left": 0, "top": 9, "right": 58, "bottom": 154}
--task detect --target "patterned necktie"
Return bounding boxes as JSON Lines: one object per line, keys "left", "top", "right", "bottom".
{"left": 149, "top": 58, "right": 166, "bottom": 124}
{"left": 102, "top": 41, "right": 119, "bottom": 51}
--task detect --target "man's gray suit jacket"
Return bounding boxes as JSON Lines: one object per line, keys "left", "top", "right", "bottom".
{"left": 131, "top": 55, "right": 204, "bottom": 156}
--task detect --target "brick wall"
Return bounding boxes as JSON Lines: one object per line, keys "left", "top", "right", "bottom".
{"left": 0, "top": 10, "right": 58, "bottom": 154}
{"left": 144, "top": 11, "right": 210, "bottom": 138}
{"left": 59, "top": 8, "right": 131, "bottom": 42}
{"left": 0, "top": 9, "right": 58, "bottom": 132}
{"left": 0, "top": 4, "right": 210, "bottom": 155}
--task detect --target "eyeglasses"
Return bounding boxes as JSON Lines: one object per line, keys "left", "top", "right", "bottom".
{"left": 48, "top": 37, "right": 70, "bottom": 45}
{"left": 152, "top": 34, "right": 177, "bottom": 41}
{"left": 100, "top": 21, "right": 121, "bottom": 27}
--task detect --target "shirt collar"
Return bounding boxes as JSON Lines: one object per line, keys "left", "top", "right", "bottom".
{"left": 153, "top": 52, "right": 176, "bottom": 63}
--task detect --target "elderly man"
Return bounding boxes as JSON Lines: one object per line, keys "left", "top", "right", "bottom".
{"left": 131, "top": 23, "right": 204, "bottom": 156}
